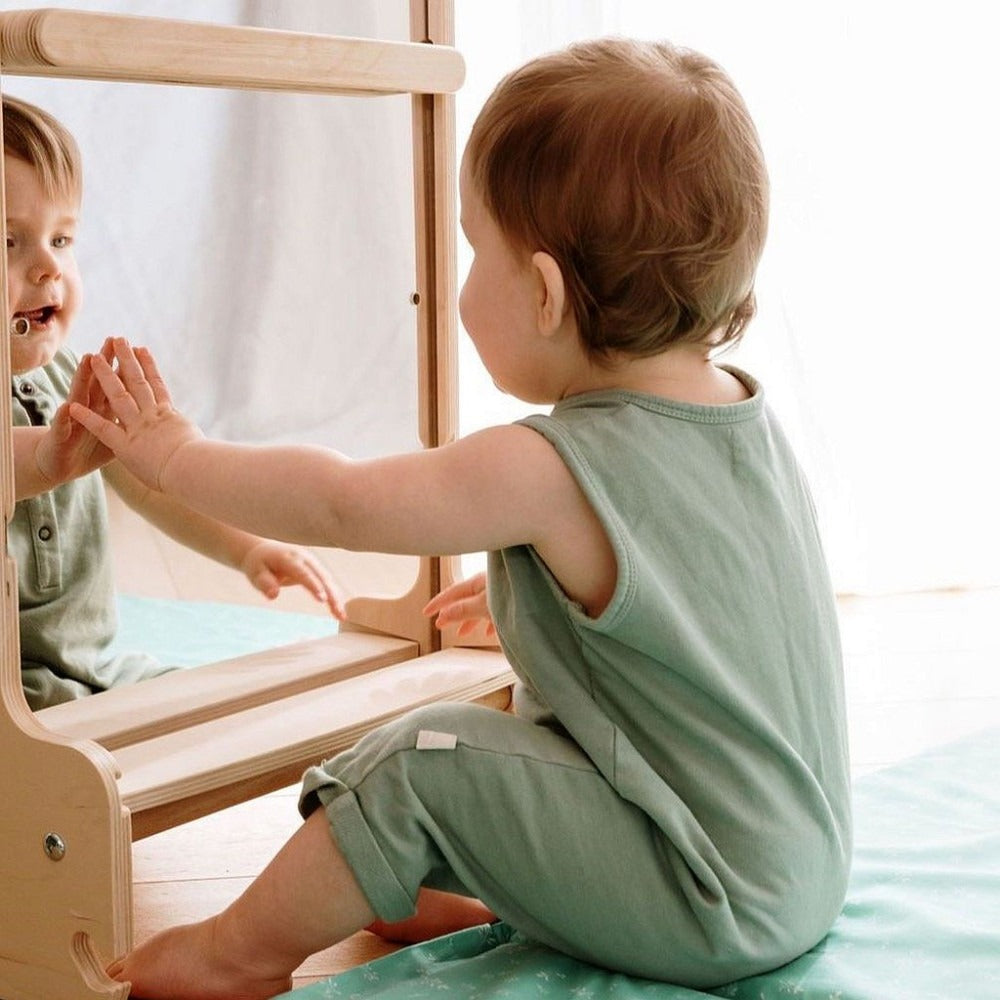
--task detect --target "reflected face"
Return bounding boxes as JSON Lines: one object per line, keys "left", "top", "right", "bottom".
{"left": 5, "top": 155, "right": 81, "bottom": 375}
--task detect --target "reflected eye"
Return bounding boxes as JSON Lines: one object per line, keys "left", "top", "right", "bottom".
{"left": 52, "top": 235, "right": 73, "bottom": 249}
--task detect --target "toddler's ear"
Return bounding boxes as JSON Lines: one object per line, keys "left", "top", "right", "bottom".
{"left": 531, "top": 251, "right": 569, "bottom": 337}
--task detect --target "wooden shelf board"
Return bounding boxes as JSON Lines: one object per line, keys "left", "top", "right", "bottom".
{"left": 115, "top": 648, "right": 514, "bottom": 836}
{"left": 38, "top": 631, "right": 419, "bottom": 750}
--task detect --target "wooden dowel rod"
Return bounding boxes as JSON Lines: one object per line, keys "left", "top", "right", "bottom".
{"left": 0, "top": 9, "right": 465, "bottom": 96}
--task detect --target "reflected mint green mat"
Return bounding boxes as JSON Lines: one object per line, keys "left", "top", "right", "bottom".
{"left": 281, "top": 724, "right": 1000, "bottom": 999}
{"left": 114, "top": 594, "right": 338, "bottom": 666}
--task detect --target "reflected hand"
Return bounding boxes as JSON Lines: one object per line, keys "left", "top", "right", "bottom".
{"left": 423, "top": 571, "right": 496, "bottom": 639}
{"left": 35, "top": 340, "right": 116, "bottom": 485}
{"left": 241, "top": 540, "right": 346, "bottom": 620}
{"left": 69, "top": 337, "right": 203, "bottom": 492}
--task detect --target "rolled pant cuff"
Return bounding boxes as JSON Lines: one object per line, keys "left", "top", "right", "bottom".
{"left": 305, "top": 775, "right": 416, "bottom": 923}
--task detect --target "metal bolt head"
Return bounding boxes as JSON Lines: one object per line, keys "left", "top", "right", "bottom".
{"left": 43, "top": 832, "right": 66, "bottom": 861}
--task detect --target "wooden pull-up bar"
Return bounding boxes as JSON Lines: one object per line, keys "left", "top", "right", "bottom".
{"left": 0, "top": 8, "right": 465, "bottom": 95}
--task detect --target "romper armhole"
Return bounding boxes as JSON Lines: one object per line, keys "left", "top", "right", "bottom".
{"left": 517, "top": 414, "right": 636, "bottom": 633}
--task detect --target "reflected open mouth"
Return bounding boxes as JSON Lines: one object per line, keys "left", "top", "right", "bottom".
{"left": 12, "top": 306, "right": 57, "bottom": 333}
{"left": 18, "top": 306, "right": 57, "bottom": 325}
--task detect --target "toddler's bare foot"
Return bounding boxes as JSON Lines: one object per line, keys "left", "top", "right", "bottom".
{"left": 367, "top": 888, "right": 495, "bottom": 945}
{"left": 108, "top": 917, "right": 293, "bottom": 1000}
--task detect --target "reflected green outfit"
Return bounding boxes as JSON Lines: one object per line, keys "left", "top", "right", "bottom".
{"left": 11, "top": 348, "right": 173, "bottom": 710}
{"left": 301, "top": 369, "right": 851, "bottom": 987}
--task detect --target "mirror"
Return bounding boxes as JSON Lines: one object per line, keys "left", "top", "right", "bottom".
{"left": 3, "top": 1, "right": 428, "bottom": 711}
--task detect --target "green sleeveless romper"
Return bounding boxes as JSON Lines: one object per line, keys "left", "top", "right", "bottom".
{"left": 301, "top": 370, "right": 851, "bottom": 988}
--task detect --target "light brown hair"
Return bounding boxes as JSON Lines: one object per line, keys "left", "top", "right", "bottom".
{"left": 465, "top": 38, "right": 769, "bottom": 358}
{"left": 2, "top": 94, "right": 82, "bottom": 205}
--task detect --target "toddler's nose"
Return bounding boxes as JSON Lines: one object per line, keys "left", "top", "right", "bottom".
{"left": 28, "top": 245, "right": 62, "bottom": 283}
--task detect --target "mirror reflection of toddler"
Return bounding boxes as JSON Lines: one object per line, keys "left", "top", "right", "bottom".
{"left": 4, "top": 94, "right": 344, "bottom": 710}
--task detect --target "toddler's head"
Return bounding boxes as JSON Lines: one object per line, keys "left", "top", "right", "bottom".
{"left": 3, "top": 94, "right": 81, "bottom": 206}
{"left": 3, "top": 94, "right": 83, "bottom": 373}
{"left": 465, "top": 38, "right": 768, "bottom": 359}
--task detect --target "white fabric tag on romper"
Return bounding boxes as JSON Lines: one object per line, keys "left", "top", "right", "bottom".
{"left": 416, "top": 729, "right": 458, "bottom": 750}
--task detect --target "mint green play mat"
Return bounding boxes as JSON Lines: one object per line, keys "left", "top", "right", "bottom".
{"left": 280, "top": 724, "right": 1000, "bottom": 1000}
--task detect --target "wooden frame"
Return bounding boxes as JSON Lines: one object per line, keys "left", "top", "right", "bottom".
{"left": 0, "top": 5, "right": 513, "bottom": 998}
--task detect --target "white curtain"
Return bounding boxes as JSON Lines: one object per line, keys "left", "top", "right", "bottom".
{"left": 5, "top": 0, "right": 997, "bottom": 595}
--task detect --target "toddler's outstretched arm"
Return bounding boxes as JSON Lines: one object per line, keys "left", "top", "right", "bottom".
{"left": 71, "top": 338, "right": 611, "bottom": 618}
{"left": 69, "top": 339, "right": 525, "bottom": 554}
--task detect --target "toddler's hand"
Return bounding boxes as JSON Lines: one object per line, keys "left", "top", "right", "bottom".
{"left": 35, "top": 341, "right": 116, "bottom": 485}
{"left": 69, "top": 337, "right": 202, "bottom": 492}
{"left": 423, "top": 571, "right": 496, "bottom": 639}
{"left": 242, "top": 540, "right": 346, "bottom": 621}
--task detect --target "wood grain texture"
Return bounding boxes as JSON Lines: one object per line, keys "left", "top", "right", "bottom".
{"left": 39, "top": 632, "right": 419, "bottom": 749}
{"left": 0, "top": 9, "right": 464, "bottom": 95}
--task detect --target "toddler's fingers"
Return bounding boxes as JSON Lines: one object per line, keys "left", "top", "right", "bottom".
{"left": 250, "top": 567, "right": 280, "bottom": 600}
{"left": 80, "top": 356, "right": 108, "bottom": 410}
{"left": 433, "top": 593, "right": 487, "bottom": 625}
{"left": 86, "top": 363, "right": 117, "bottom": 419}
{"left": 304, "top": 566, "right": 347, "bottom": 621}
{"left": 87, "top": 352, "right": 142, "bottom": 424}
{"left": 442, "top": 617, "right": 496, "bottom": 640}
{"left": 52, "top": 402, "right": 79, "bottom": 441}
{"left": 423, "top": 572, "right": 486, "bottom": 616}
{"left": 325, "top": 589, "right": 347, "bottom": 622}
{"left": 268, "top": 556, "right": 343, "bottom": 619}
{"left": 66, "top": 356, "right": 91, "bottom": 407}
{"left": 299, "top": 554, "right": 339, "bottom": 593}
{"left": 110, "top": 338, "right": 158, "bottom": 410}
{"left": 299, "top": 568, "right": 335, "bottom": 605}
{"left": 68, "top": 401, "right": 122, "bottom": 450}
{"left": 278, "top": 553, "right": 322, "bottom": 591}
{"left": 134, "top": 345, "right": 174, "bottom": 406}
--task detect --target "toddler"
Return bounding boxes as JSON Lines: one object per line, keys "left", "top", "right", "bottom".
{"left": 4, "top": 94, "right": 344, "bottom": 710}
{"left": 73, "top": 38, "right": 850, "bottom": 998}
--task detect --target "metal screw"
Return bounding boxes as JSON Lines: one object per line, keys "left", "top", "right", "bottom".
{"left": 43, "top": 832, "right": 66, "bottom": 861}
{"left": 410, "top": 292, "right": 421, "bottom": 305}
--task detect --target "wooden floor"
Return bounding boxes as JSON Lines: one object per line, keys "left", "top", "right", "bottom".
{"left": 131, "top": 586, "right": 1000, "bottom": 991}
